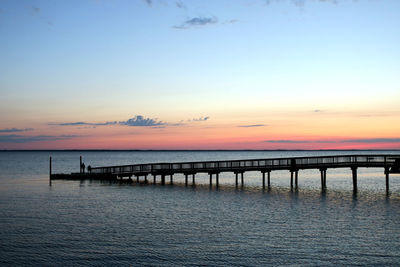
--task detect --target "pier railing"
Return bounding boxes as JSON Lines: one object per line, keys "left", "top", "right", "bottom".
{"left": 90, "top": 154, "right": 400, "bottom": 176}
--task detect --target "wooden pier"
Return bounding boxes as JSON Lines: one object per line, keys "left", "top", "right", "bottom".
{"left": 50, "top": 154, "right": 400, "bottom": 194}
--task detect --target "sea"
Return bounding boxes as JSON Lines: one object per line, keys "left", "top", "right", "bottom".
{"left": 0, "top": 150, "right": 400, "bottom": 266}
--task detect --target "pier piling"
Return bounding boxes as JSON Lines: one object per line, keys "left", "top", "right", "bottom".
{"left": 49, "top": 156, "right": 52, "bottom": 186}
{"left": 262, "top": 172, "right": 265, "bottom": 190}
{"left": 352, "top": 167, "right": 358, "bottom": 194}
{"left": 385, "top": 167, "right": 390, "bottom": 195}
{"left": 235, "top": 173, "right": 238, "bottom": 187}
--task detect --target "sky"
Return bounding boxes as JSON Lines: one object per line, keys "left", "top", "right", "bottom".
{"left": 0, "top": 0, "right": 399, "bottom": 149}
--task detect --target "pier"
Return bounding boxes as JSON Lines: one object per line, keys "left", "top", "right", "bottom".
{"left": 50, "top": 154, "right": 400, "bottom": 194}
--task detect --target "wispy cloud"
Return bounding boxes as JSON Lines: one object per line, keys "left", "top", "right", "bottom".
{"left": 239, "top": 124, "right": 265, "bottom": 128}
{"left": 51, "top": 115, "right": 164, "bottom": 128}
{"left": 188, "top": 116, "right": 210, "bottom": 122}
{"left": 0, "top": 128, "right": 33, "bottom": 133}
{"left": 264, "top": 0, "right": 338, "bottom": 8}
{"left": 343, "top": 138, "right": 400, "bottom": 143}
{"left": 173, "top": 16, "right": 218, "bottom": 29}
{"left": 0, "top": 134, "right": 80, "bottom": 143}
{"left": 120, "top": 115, "right": 164, "bottom": 127}
{"left": 265, "top": 140, "right": 314, "bottom": 143}
{"left": 143, "top": 0, "right": 152, "bottom": 7}
{"left": 27, "top": 5, "right": 53, "bottom": 26}
{"left": 52, "top": 115, "right": 211, "bottom": 128}
{"left": 53, "top": 121, "right": 117, "bottom": 126}
{"left": 265, "top": 138, "right": 400, "bottom": 144}
{"left": 176, "top": 0, "right": 186, "bottom": 9}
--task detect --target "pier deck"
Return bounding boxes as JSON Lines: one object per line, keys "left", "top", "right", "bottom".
{"left": 50, "top": 154, "right": 400, "bottom": 194}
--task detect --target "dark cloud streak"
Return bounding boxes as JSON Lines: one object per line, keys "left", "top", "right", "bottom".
{"left": 0, "top": 128, "right": 33, "bottom": 133}
{"left": 239, "top": 124, "right": 265, "bottom": 128}
{"left": 173, "top": 16, "right": 218, "bottom": 29}
{"left": 0, "top": 134, "right": 80, "bottom": 143}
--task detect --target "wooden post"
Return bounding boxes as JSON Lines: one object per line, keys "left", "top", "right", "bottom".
{"left": 235, "top": 173, "right": 238, "bottom": 187}
{"left": 290, "top": 171, "right": 293, "bottom": 189}
{"left": 209, "top": 173, "right": 213, "bottom": 187}
{"left": 145, "top": 175, "right": 148, "bottom": 183}
{"left": 161, "top": 175, "right": 165, "bottom": 185}
{"left": 352, "top": 167, "right": 357, "bottom": 194}
{"left": 216, "top": 173, "right": 219, "bottom": 188}
{"left": 170, "top": 174, "right": 173, "bottom": 185}
{"left": 267, "top": 171, "right": 271, "bottom": 188}
{"left": 323, "top": 170, "right": 327, "bottom": 189}
{"left": 80, "top": 156, "right": 82, "bottom": 174}
{"left": 49, "top": 156, "right": 52, "bottom": 185}
{"left": 192, "top": 174, "right": 195, "bottom": 185}
{"left": 241, "top": 172, "right": 244, "bottom": 186}
{"left": 153, "top": 174, "right": 156, "bottom": 184}
{"left": 136, "top": 175, "right": 139, "bottom": 183}
{"left": 320, "top": 169, "right": 325, "bottom": 192}
{"left": 185, "top": 174, "right": 188, "bottom": 186}
{"left": 385, "top": 168, "right": 390, "bottom": 195}
{"left": 295, "top": 171, "right": 298, "bottom": 189}
{"left": 262, "top": 172, "right": 265, "bottom": 190}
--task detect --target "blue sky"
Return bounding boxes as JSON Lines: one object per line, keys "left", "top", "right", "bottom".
{"left": 0, "top": 0, "right": 399, "bottom": 149}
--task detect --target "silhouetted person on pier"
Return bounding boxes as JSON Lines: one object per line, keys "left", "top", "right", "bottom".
{"left": 87, "top": 165, "right": 92, "bottom": 174}
{"left": 81, "top": 163, "right": 85, "bottom": 174}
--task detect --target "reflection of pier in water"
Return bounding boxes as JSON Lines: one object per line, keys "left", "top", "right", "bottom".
{"left": 50, "top": 154, "right": 400, "bottom": 195}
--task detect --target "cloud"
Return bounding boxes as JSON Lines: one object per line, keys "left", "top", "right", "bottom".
{"left": 188, "top": 116, "right": 210, "bottom": 122}
{"left": 265, "top": 140, "right": 312, "bottom": 143}
{"left": 30, "top": 6, "right": 40, "bottom": 15}
{"left": 0, "top": 128, "right": 33, "bottom": 133}
{"left": 52, "top": 121, "right": 117, "bottom": 126}
{"left": 239, "top": 124, "right": 265, "bottom": 128}
{"left": 265, "top": 140, "right": 336, "bottom": 143}
{"left": 265, "top": 138, "right": 400, "bottom": 144}
{"left": 0, "top": 134, "right": 80, "bottom": 143}
{"left": 176, "top": 1, "right": 186, "bottom": 9}
{"left": 174, "top": 16, "right": 218, "bottom": 29}
{"left": 120, "top": 115, "right": 164, "bottom": 127}
{"left": 143, "top": 0, "right": 152, "bottom": 6}
{"left": 52, "top": 115, "right": 209, "bottom": 128}
{"left": 313, "top": 109, "right": 323, "bottom": 113}
{"left": 264, "top": 0, "right": 338, "bottom": 8}
{"left": 343, "top": 138, "right": 400, "bottom": 143}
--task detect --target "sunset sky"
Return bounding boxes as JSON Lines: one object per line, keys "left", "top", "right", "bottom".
{"left": 0, "top": 0, "right": 399, "bottom": 149}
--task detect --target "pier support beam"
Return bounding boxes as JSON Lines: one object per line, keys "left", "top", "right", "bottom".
{"left": 262, "top": 172, "right": 265, "bottom": 190}
{"left": 320, "top": 168, "right": 327, "bottom": 192}
{"left": 170, "top": 175, "right": 173, "bottom": 185}
{"left": 351, "top": 167, "right": 357, "bottom": 194}
{"left": 385, "top": 167, "right": 390, "bottom": 195}
{"left": 185, "top": 174, "right": 188, "bottom": 186}
{"left": 290, "top": 171, "right": 294, "bottom": 189}
{"left": 216, "top": 173, "right": 219, "bottom": 188}
{"left": 235, "top": 173, "right": 238, "bottom": 187}
{"left": 145, "top": 175, "right": 148, "bottom": 184}
{"left": 49, "top": 156, "right": 52, "bottom": 186}
{"left": 295, "top": 171, "right": 298, "bottom": 189}
{"left": 161, "top": 175, "right": 165, "bottom": 185}
{"left": 209, "top": 173, "right": 213, "bottom": 187}
{"left": 153, "top": 174, "right": 156, "bottom": 184}
{"left": 268, "top": 171, "right": 271, "bottom": 188}
{"left": 192, "top": 174, "right": 195, "bottom": 186}
{"left": 241, "top": 172, "right": 244, "bottom": 186}
{"left": 80, "top": 156, "right": 82, "bottom": 174}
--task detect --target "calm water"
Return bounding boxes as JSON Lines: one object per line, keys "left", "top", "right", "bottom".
{"left": 1, "top": 151, "right": 400, "bottom": 266}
